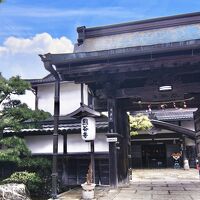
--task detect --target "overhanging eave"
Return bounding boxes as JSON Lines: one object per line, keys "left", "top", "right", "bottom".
{"left": 151, "top": 119, "right": 196, "bottom": 140}
{"left": 42, "top": 39, "right": 200, "bottom": 67}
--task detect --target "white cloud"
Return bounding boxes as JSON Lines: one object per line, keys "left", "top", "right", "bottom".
{"left": 0, "top": 33, "right": 74, "bottom": 79}
{"left": 0, "top": 46, "right": 7, "bottom": 54}
{"left": 3, "top": 33, "right": 74, "bottom": 54}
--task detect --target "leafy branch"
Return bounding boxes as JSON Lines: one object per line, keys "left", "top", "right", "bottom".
{"left": 129, "top": 114, "right": 153, "bottom": 136}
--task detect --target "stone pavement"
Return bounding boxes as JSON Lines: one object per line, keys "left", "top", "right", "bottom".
{"left": 58, "top": 169, "right": 200, "bottom": 200}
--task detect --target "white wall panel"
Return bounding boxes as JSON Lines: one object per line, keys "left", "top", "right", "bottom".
{"left": 67, "top": 133, "right": 109, "bottom": 153}
{"left": 37, "top": 82, "right": 88, "bottom": 115}
{"left": 94, "top": 133, "right": 109, "bottom": 152}
{"left": 67, "top": 134, "right": 90, "bottom": 153}
{"left": 25, "top": 135, "right": 63, "bottom": 154}
{"left": 25, "top": 133, "right": 108, "bottom": 154}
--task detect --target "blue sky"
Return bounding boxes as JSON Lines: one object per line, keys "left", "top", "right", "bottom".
{"left": 0, "top": 0, "right": 200, "bottom": 78}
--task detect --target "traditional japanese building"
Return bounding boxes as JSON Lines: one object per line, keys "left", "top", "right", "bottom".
{"left": 3, "top": 77, "right": 196, "bottom": 187}
{"left": 3, "top": 12, "right": 200, "bottom": 194}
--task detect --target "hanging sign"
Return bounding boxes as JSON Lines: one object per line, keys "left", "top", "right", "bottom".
{"left": 106, "top": 137, "right": 118, "bottom": 142}
{"left": 81, "top": 117, "right": 96, "bottom": 141}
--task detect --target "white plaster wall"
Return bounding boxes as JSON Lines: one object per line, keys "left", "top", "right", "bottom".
{"left": 37, "top": 82, "right": 88, "bottom": 115}
{"left": 25, "top": 133, "right": 109, "bottom": 154}
{"left": 74, "top": 24, "right": 200, "bottom": 52}
{"left": 94, "top": 133, "right": 109, "bottom": 152}
{"left": 181, "top": 120, "right": 195, "bottom": 131}
{"left": 67, "top": 133, "right": 109, "bottom": 153}
{"left": 13, "top": 90, "right": 35, "bottom": 110}
{"left": 25, "top": 135, "right": 63, "bottom": 154}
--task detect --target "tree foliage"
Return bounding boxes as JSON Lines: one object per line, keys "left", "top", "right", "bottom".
{"left": 0, "top": 136, "right": 52, "bottom": 167}
{"left": 0, "top": 75, "right": 52, "bottom": 197}
{"left": 0, "top": 75, "right": 50, "bottom": 132}
{"left": 129, "top": 114, "right": 153, "bottom": 136}
{"left": 0, "top": 136, "right": 31, "bottom": 164}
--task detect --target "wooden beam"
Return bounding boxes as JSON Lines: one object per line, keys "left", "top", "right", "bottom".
{"left": 44, "top": 39, "right": 200, "bottom": 67}
{"left": 58, "top": 54, "right": 200, "bottom": 77}
{"left": 96, "top": 83, "right": 200, "bottom": 100}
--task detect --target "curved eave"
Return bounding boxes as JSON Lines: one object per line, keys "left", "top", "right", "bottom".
{"left": 66, "top": 104, "right": 101, "bottom": 119}
{"left": 151, "top": 119, "right": 195, "bottom": 140}
{"left": 42, "top": 39, "right": 200, "bottom": 67}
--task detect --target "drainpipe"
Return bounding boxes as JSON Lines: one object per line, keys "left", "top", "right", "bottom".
{"left": 39, "top": 55, "right": 60, "bottom": 199}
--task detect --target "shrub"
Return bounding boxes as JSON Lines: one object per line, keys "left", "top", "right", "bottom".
{"left": 2, "top": 171, "right": 42, "bottom": 195}
{"left": 0, "top": 136, "right": 52, "bottom": 197}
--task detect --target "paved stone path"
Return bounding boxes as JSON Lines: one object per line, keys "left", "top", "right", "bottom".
{"left": 58, "top": 169, "right": 200, "bottom": 200}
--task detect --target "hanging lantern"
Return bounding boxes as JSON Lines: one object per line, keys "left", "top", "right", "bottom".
{"left": 81, "top": 117, "right": 96, "bottom": 141}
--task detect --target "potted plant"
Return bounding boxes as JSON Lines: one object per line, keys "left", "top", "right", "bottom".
{"left": 81, "top": 162, "right": 96, "bottom": 199}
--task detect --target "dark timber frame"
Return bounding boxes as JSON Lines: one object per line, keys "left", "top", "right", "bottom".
{"left": 40, "top": 12, "right": 200, "bottom": 191}
{"left": 107, "top": 98, "right": 118, "bottom": 187}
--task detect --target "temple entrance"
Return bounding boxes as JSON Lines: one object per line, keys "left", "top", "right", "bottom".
{"left": 142, "top": 144, "right": 166, "bottom": 168}
{"left": 41, "top": 12, "right": 200, "bottom": 188}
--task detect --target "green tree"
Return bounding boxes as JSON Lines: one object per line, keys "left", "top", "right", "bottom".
{"left": 0, "top": 136, "right": 51, "bottom": 171}
{"left": 129, "top": 114, "right": 153, "bottom": 136}
{"left": 0, "top": 75, "right": 50, "bottom": 133}
{"left": 0, "top": 136, "right": 31, "bottom": 164}
{"left": 0, "top": 75, "right": 52, "bottom": 197}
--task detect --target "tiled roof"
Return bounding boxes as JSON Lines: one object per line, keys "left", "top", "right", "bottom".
{"left": 25, "top": 74, "right": 55, "bottom": 85}
{"left": 4, "top": 108, "right": 196, "bottom": 135}
{"left": 3, "top": 121, "right": 108, "bottom": 135}
{"left": 131, "top": 108, "right": 197, "bottom": 121}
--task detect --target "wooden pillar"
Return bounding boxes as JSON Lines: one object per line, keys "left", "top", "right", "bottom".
{"left": 194, "top": 108, "right": 200, "bottom": 177}
{"left": 35, "top": 87, "right": 38, "bottom": 110}
{"left": 116, "top": 104, "right": 130, "bottom": 185}
{"left": 63, "top": 134, "right": 67, "bottom": 154}
{"left": 119, "top": 110, "right": 130, "bottom": 184}
{"left": 90, "top": 140, "right": 95, "bottom": 183}
{"left": 107, "top": 98, "right": 118, "bottom": 188}
{"left": 61, "top": 134, "right": 68, "bottom": 186}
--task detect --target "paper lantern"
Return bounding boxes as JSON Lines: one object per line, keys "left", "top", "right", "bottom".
{"left": 81, "top": 117, "right": 96, "bottom": 141}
